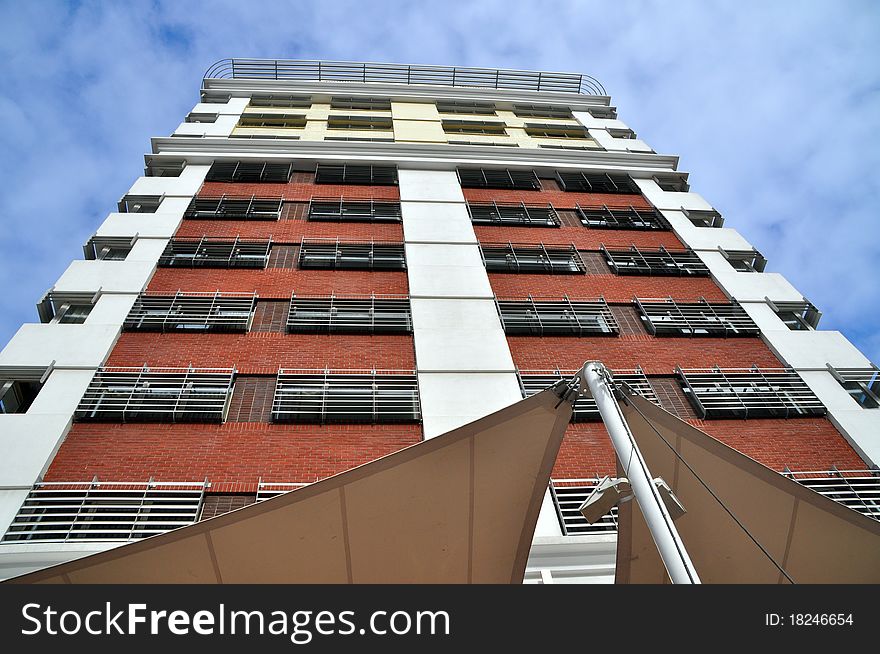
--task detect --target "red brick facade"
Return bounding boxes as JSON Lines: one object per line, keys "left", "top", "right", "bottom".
{"left": 106, "top": 332, "right": 415, "bottom": 373}
{"left": 43, "top": 178, "right": 866, "bottom": 494}
{"left": 508, "top": 335, "right": 782, "bottom": 374}
{"left": 552, "top": 419, "right": 865, "bottom": 479}
{"left": 45, "top": 423, "right": 422, "bottom": 492}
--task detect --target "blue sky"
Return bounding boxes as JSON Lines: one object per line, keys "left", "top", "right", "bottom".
{"left": 1, "top": 0, "right": 878, "bottom": 362}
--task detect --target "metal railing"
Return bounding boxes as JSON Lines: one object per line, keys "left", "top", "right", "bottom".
{"left": 677, "top": 366, "right": 826, "bottom": 419}
{"left": 520, "top": 368, "right": 658, "bottom": 421}
{"left": 158, "top": 237, "right": 272, "bottom": 269}
{"left": 307, "top": 197, "right": 402, "bottom": 223}
{"left": 457, "top": 167, "right": 541, "bottom": 190}
{"left": 287, "top": 294, "right": 412, "bottom": 334}
{"left": 299, "top": 238, "right": 406, "bottom": 271}
{"left": 497, "top": 296, "right": 617, "bottom": 336}
{"left": 204, "top": 59, "right": 606, "bottom": 95}
{"left": 552, "top": 469, "right": 880, "bottom": 536}
{"left": 124, "top": 292, "right": 257, "bottom": 333}
{"left": 601, "top": 244, "right": 710, "bottom": 277}
{"left": 1, "top": 479, "right": 208, "bottom": 543}
{"left": 272, "top": 369, "right": 421, "bottom": 423}
{"left": 74, "top": 366, "right": 236, "bottom": 423}
{"left": 556, "top": 171, "right": 640, "bottom": 194}
{"left": 576, "top": 204, "right": 668, "bottom": 231}
{"left": 205, "top": 161, "right": 293, "bottom": 183}
{"left": 783, "top": 469, "right": 880, "bottom": 521}
{"left": 634, "top": 297, "right": 760, "bottom": 337}
{"left": 481, "top": 242, "right": 585, "bottom": 274}
{"left": 314, "top": 163, "right": 398, "bottom": 186}
{"left": 827, "top": 365, "right": 880, "bottom": 409}
{"left": 185, "top": 195, "right": 283, "bottom": 221}
{"left": 468, "top": 201, "right": 560, "bottom": 227}
{"left": 551, "top": 479, "right": 619, "bottom": 534}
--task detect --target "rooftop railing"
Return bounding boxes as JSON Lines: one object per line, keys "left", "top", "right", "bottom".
{"left": 204, "top": 59, "right": 606, "bottom": 95}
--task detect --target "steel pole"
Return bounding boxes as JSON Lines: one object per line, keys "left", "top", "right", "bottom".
{"left": 581, "top": 361, "right": 701, "bottom": 584}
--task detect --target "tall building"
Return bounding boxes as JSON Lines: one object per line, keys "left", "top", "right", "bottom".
{"left": 0, "top": 59, "right": 877, "bottom": 583}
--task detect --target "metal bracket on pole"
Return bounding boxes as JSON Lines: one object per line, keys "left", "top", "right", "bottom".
{"left": 576, "top": 361, "right": 701, "bottom": 584}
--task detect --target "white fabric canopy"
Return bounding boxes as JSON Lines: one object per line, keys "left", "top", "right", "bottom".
{"left": 9, "top": 387, "right": 571, "bottom": 584}
{"left": 615, "top": 394, "right": 880, "bottom": 584}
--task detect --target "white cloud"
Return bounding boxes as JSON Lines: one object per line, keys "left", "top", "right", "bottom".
{"left": 0, "top": 0, "right": 877, "bottom": 361}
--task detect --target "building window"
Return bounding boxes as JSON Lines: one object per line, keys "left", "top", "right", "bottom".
{"left": 827, "top": 366, "right": 880, "bottom": 409}
{"left": 37, "top": 292, "right": 97, "bottom": 324}
{"left": 0, "top": 379, "right": 42, "bottom": 414}
{"left": 467, "top": 202, "right": 560, "bottom": 227}
{"left": 496, "top": 296, "right": 618, "bottom": 336}
{"left": 249, "top": 94, "right": 312, "bottom": 108}
{"left": 769, "top": 300, "right": 821, "bottom": 331}
{"left": 442, "top": 120, "right": 507, "bottom": 135}
{"left": 158, "top": 238, "right": 272, "bottom": 269}
{"left": 652, "top": 174, "right": 689, "bottom": 192}
{"left": 448, "top": 140, "right": 518, "bottom": 148}
{"left": 677, "top": 366, "right": 826, "bottom": 419}
{"left": 330, "top": 97, "right": 392, "bottom": 111}
{"left": 586, "top": 106, "right": 617, "bottom": 119}
{"left": 314, "top": 164, "right": 398, "bottom": 186}
{"left": 601, "top": 245, "right": 710, "bottom": 276}
{"left": 118, "top": 195, "right": 163, "bottom": 213}
{"left": 327, "top": 114, "right": 394, "bottom": 131}
{"left": 683, "top": 209, "right": 724, "bottom": 228}
{"left": 556, "top": 171, "right": 640, "bottom": 194}
{"left": 481, "top": 243, "right": 585, "bottom": 274}
{"left": 185, "top": 113, "right": 218, "bottom": 124}
{"left": 184, "top": 196, "right": 283, "bottom": 221}
{"left": 272, "top": 370, "right": 420, "bottom": 423}
{"left": 524, "top": 123, "right": 591, "bottom": 139}
{"left": 74, "top": 366, "right": 235, "bottom": 423}
{"left": 576, "top": 205, "right": 668, "bottom": 230}
{"left": 323, "top": 136, "right": 394, "bottom": 143}
{"left": 307, "top": 198, "right": 402, "bottom": 223}
{"left": 83, "top": 236, "right": 135, "bottom": 261}
{"left": 550, "top": 480, "right": 618, "bottom": 534}
{"left": 237, "top": 113, "right": 307, "bottom": 128}
{"left": 205, "top": 161, "right": 293, "bottom": 183}
{"left": 287, "top": 295, "right": 412, "bottom": 334}
{"left": 512, "top": 104, "right": 572, "bottom": 119}
{"left": 2, "top": 480, "right": 208, "bottom": 543}
{"left": 457, "top": 167, "right": 540, "bottom": 190}
{"left": 723, "top": 249, "right": 767, "bottom": 273}
{"left": 123, "top": 292, "right": 257, "bottom": 333}
{"left": 298, "top": 239, "right": 406, "bottom": 270}
{"left": 519, "top": 368, "right": 657, "bottom": 421}
{"left": 635, "top": 298, "right": 759, "bottom": 337}
{"left": 436, "top": 101, "right": 496, "bottom": 115}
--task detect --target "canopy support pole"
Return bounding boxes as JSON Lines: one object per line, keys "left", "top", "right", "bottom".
{"left": 580, "top": 361, "right": 701, "bottom": 584}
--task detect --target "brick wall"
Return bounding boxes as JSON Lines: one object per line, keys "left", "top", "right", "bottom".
{"left": 489, "top": 273, "right": 727, "bottom": 302}
{"left": 474, "top": 225, "right": 685, "bottom": 250}
{"left": 175, "top": 216, "right": 403, "bottom": 242}
{"left": 147, "top": 268, "right": 409, "bottom": 297}
{"left": 198, "top": 181, "right": 400, "bottom": 201}
{"left": 106, "top": 332, "right": 416, "bottom": 373}
{"left": 508, "top": 335, "right": 782, "bottom": 374}
{"left": 552, "top": 418, "right": 865, "bottom": 479}
{"left": 462, "top": 188, "right": 654, "bottom": 209}
{"left": 44, "top": 423, "right": 422, "bottom": 492}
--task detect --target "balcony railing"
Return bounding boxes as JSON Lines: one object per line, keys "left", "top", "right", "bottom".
{"left": 552, "top": 470, "right": 880, "bottom": 536}
{"left": 204, "top": 59, "right": 606, "bottom": 95}
{"left": 1, "top": 480, "right": 208, "bottom": 543}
